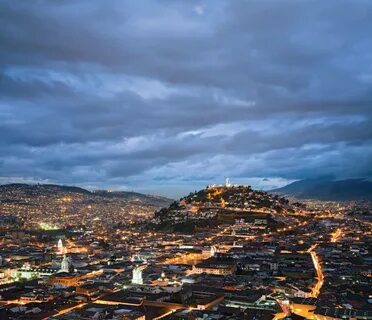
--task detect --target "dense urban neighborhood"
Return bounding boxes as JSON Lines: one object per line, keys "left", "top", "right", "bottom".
{"left": 0, "top": 182, "right": 371, "bottom": 319}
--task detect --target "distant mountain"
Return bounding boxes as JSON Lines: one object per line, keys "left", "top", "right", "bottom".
{"left": 0, "top": 183, "right": 173, "bottom": 229}
{"left": 270, "top": 178, "right": 372, "bottom": 201}
{"left": 0, "top": 183, "right": 91, "bottom": 195}
{"left": 0, "top": 183, "right": 172, "bottom": 208}
{"left": 93, "top": 190, "right": 172, "bottom": 207}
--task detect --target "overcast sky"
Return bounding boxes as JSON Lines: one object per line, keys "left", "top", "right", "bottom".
{"left": 1, "top": 0, "right": 371, "bottom": 197}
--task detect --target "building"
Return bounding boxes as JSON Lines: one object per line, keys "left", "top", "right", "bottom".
{"left": 193, "top": 258, "right": 236, "bottom": 275}
{"left": 12, "top": 264, "right": 58, "bottom": 280}
{"left": 59, "top": 254, "right": 73, "bottom": 273}
{"left": 132, "top": 265, "right": 146, "bottom": 285}
{"left": 47, "top": 269, "right": 102, "bottom": 287}
{"left": 57, "top": 238, "right": 64, "bottom": 255}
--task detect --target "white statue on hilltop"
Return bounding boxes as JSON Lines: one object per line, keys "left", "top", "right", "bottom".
{"left": 225, "top": 178, "right": 231, "bottom": 187}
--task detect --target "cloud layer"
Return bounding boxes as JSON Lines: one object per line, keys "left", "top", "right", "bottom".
{"left": 1, "top": 0, "right": 371, "bottom": 197}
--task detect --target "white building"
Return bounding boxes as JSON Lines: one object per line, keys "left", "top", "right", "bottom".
{"left": 59, "top": 255, "right": 72, "bottom": 273}
{"left": 57, "top": 239, "right": 64, "bottom": 255}
{"left": 132, "top": 266, "right": 145, "bottom": 285}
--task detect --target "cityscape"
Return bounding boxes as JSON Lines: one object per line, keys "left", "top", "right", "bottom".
{"left": 0, "top": 180, "right": 371, "bottom": 319}
{"left": 1, "top": 1, "right": 372, "bottom": 319}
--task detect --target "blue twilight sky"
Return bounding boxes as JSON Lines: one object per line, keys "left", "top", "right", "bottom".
{"left": 0, "top": 0, "right": 371, "bottom": 198}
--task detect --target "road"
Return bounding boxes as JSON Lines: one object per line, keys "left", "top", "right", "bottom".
{"left": 41, "top": 302, "right": 87, "bottom": 320}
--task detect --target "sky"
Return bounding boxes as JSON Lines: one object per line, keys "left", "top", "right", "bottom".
{"left": 0, "top": 0, "right": 372, "bottom": 198}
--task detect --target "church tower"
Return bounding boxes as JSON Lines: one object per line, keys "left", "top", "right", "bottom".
{"left": 132, "top": 265, "right": 146, "bottom": 285}
{"left": 57, "top": 239, "right": 64, "bottom": 255}
{"left": 59, "top": 254, "right": 72, "bottom": 273}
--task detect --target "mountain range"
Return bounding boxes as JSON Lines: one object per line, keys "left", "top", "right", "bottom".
{"left": 0, "top": 183, "right": 171, "bottom": 201}
{"left": 270, "top": 178, "right": 372, "bottom": 201}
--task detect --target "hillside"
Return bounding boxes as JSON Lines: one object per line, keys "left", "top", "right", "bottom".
{"left": 153, "top": 184, "right": 303, "bottom": 232}
{"left": 0, "top": 183, "right": 172, "bottom": 230}
{"left": 0, "top": 183, "right": 92, "bottom": 195}
{"left": 0, "top": 183, "right": 171, "bottom": 207}
{"left": 270, "top": 178, "right": 372, "bottom": 201}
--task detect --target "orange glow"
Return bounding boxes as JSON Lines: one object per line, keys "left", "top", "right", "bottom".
{"left": 330, "top": 228, "right": 342, "bottom": 243}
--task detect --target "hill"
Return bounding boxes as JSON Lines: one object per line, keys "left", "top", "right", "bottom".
{"left": 0, "top": 183, "right": 171, "bottom": 206}
{"left": 0, "top": 183, "right": 172, "bottom": 229}
{"left": 0, "top": 183, "right": 91, "bottom": 195}
{"left": 270, "top": 178, "right": 372, "bottom": 201}
{"left": 153, "top": 184, "right": 302, "bottom": 233}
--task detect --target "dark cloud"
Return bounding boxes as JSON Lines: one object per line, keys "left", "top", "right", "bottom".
{"left": 0, "top": 0, "right": 371, "bottom": 197}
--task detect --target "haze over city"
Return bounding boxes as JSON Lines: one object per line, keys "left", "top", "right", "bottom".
{"left": 1, "top": 1, "right": 372, "bottom": 197}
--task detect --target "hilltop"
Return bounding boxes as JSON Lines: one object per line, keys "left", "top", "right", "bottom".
{"left": 153, "top": 184, "right": 303, "bottom": 232}
{"left": 270, "top": 178, "right": 372, "bottom": 201}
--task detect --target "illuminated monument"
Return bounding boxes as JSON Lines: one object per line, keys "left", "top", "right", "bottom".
{"left": 57, "top": 238, "right": 64, "bottom": 255}
{"left": 225, "top": 177, "right": 231, "bottom": 187}
{"left": 132, "top": 265, "right": 146, "bottom": 285}
{"left": 59, "top": 254, "right": 72, "bottom": 273}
